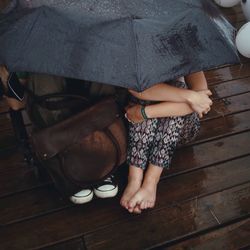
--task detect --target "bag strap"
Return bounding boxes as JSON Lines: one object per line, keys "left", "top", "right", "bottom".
{"left": 103, "top": 127, "right": 121, "bottom": 167}
{"left": 25, "top": 87, "right": 90, "bottom": 110}
{"left": 31, "top": 97, "right": 120, "bottom": 159}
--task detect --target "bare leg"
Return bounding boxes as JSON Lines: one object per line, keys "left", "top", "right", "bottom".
{"left": 120, "top": 165, "right": 143, "bottom": 211}
{"left": 185, "top": 71, "right": 208, "bottom": 91}
{"left": 128, "top": 163, "right": 163, "bottom": 213}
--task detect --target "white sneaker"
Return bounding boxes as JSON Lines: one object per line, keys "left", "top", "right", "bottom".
{"left": 93, "top": 175, "right": 118, "bottom": 199}
{"left": 70, "top": 188, "right": 94, "bottom": 204}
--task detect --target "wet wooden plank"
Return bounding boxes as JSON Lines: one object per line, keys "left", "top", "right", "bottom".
{"left": 0, "top": 185, "right": 71, "bottom": 225}
{"left": 210, "top": 77, "right": 250, "bottom": 99}
{"left": 196, "top": 110, "right": 250, "bottom": 143}
{"left": 41, "top": 238, "right": 86, "bottom": 250}
{"left": 0, "top": 157, "right": 249, "bottom": 249}
{"left": 167, "top": 219, "right": 250, "bottom": 250}
{"left": 168, "top": 130, "right": 250, "bottom": 176}
{"left": 0, "top": 88, "right": 248, "bottom": 196}
{"left": 0, "top": 152, "right": 47, "bottom": 198}
{"left": 0, "top": 100, "right": 9, "bottom": 114}
{"left": 1, "top": 84, "right": 249, "bottom": 151}
{"left": 222, "top": 4, "right": 243, "bottom": 15}
{"left": 0, "top": 104, "right": 247, "bottom": 197}
{"left": 0, "top": 114, "right": 12, "bottom": 132}
{"left": 1, "top": 150, "right": 249, "bottom": 227}
{"left": 204, "top": 92, "right": 250, "bottom": 121}
{"left": 84, "top": 182, "right": 250, "bottom": 250}
{"left": 226, "top": 11, "right": 246, "bottom": 25}
{"left": 0, "top": 134, "right": 16, "bottom": 153}
{"left": 205, "top": 63, "right": 250, "bottom": 85}
{"left": 0, "top": 127, "right": 250, "bottom": 223}
{"left": 0, "top": 67, "right": 249, "bottom": 143}
{"left": 0, "top": 7, "right": 248, "bottom": 250}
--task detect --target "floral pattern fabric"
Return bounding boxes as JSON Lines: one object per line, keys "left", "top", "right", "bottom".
{"left": 127, "top": 81, "right": 200, "bottom": 169}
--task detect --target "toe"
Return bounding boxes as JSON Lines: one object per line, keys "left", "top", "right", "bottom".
{"left": 140, "top": 201, "right": 146, "bottom": 210}
{"left": 133, "top": 206, "right": 142, "bottom": 214}
{"left": 149, "top": 201, "right": 155, "bottom": 208}
{"left": 120, "top": 199, "right": 126, "bottom": 207}
{"left": 128, "top": 195, "right": 139, "bottom": 210}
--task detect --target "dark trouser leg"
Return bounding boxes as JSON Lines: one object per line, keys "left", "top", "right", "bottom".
{"left": 149, "top": 113, "right": 200, "bottom": 169}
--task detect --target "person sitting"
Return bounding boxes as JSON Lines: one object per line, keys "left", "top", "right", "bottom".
{"left": 121, "top": 71, "right": 212, "bottom": 214}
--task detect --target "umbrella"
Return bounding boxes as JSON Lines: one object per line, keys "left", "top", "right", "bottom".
{"left": 0, "top": 0, "right": 240, "bottom": 91}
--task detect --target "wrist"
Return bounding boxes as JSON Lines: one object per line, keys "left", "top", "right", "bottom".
{"left": 186, "top": 90, "right": 197, "bottom": 105}
{"left": 140, "top": 105, "right": 148, "bottom": 120}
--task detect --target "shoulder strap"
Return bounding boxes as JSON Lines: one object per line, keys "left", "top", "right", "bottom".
{"left": 25, "top": 86, "right": 90, "bottom": 110}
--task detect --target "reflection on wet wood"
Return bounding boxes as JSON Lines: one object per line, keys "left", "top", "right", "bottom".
{"left": 204, "top": 92, "right": 250, "bottom": 121}
{"left": 0, "top": 125, "right": 249, "bottom": 226}
{"left": 169, "top": 131, "right": 250, "bottom": 176}
{"left": 1, "top": 158, "right": 249, "bottom": 249}
{"left": 0, "top": 4, "right": 249, "bottom": 250}
{"left": 168, "top": 219, "right": 250, "bottom": 250}
{"left": 0, "top": 151, "right": 48, "bottom": 197}
{"left": 42, "top": 238, "right": 86, "bottom": 250}
{"left": 1, "top": 153, "right": 249, "bottom": 229}
{"left": 205, "top": 62, "right": 250, "bottom": 85}
{"left": 197, "top": 110, "right": 250, "bottom": 143}
{"left": 210, "top": 77, "right": 250, "bottom": 99}
{"left": 0, "top": 114, "right": 12, "bottom": 132}
{"left": 84, "top": 183, "right": 250, "bottom": 250}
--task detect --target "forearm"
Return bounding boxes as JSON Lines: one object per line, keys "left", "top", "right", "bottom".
{"left": 145, "top": 101, "right": 194, "bottom": 118}
{"left": 185, "top": 71, "right": 208, "bottom": 91}
{"left": 129, "top": 83, "right": 194, "bottom": 103}
{"left": 0, "top": 65, "right": 9, "bottom": 85}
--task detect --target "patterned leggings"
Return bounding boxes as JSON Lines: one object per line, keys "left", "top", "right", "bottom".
{"left": 127, "top": 81, "right": 200, "bottom": 169}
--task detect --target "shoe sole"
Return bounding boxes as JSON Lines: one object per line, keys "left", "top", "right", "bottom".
{"left": 70, "top": 191, "right": 94, "bottom": 204}
{"left": 94, "top": 186, "right": 118, "bottom": 199}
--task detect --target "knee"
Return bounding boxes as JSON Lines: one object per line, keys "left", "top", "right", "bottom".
{"left": 128, "top": 89, "right": 143, "bottom": 99}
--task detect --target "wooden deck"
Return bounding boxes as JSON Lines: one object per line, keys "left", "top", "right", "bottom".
{"left": 0, "top": 5, "right": 250, "bottom": 250}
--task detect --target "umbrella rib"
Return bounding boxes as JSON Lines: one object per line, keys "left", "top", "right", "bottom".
{"left": 129, "top": 18, "right": 140, "bottom": 91}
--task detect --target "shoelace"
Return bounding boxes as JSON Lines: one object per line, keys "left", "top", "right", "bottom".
{"left": 103, "top": 175, "right": 114, "bottom": 183}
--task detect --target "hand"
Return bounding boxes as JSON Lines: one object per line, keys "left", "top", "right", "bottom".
{"left": 0, "top": 65, "right": 9, "bottom": 87}
{"left": 125, "top": 104, "right": 145, "bottom": 124}
{"left": 187, "top": 89, "right": 213, "bottom": 118}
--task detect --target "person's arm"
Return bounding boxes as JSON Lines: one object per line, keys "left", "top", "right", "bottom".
{"left": 129, "top": 83, "right": 195, "bottom": 103}
{"left": 125, "top": 72, "right": 213, "bottom": 123}
{"left": 129, "top": 80, "right": 212, "bottom": 117}
{"left": 185, "top": 71, "right": 208, "bottom": 91}
{"left": 125, "top": 102, "right": 194, "bottom": 123}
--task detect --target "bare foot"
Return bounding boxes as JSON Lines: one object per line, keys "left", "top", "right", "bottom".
{"left": 128, "top": 184, "right": 157, "bottom": 213}
{"left": 120, "top": 166, "right": 143, "bottom": 210}
{"left": 128, "top": 163, "right": 163, "bottom": 213}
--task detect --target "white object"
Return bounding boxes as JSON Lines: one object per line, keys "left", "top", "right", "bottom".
{"left": 236, "top": 22, "right": 250, "bottom": 58}
{"left": 93, "top": 176, "right": 118, "bottom": 199}
{"left": 241, "top": 0, "right": 250, "bottom": 21}
{"left": 94, "top": 185, "right": 118, "bottom": 199}
{"left": 70, "top": 189, "right": 94, "bottom": 204}
{"left": 214, "top": 0, "right": 240, "bottom": 7}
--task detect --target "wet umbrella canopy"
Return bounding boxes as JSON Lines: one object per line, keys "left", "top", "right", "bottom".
{"left": 0, "top": 0, "right": 240, "bottom": 91}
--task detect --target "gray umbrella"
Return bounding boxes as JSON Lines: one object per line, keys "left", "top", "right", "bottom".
{"left": 0, "top": 0, "right": 240, "bottom": 91}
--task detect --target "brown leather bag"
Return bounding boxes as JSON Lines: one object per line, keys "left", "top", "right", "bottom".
{"left": 31, "top": 97, "right": 127, "bottom": 196}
